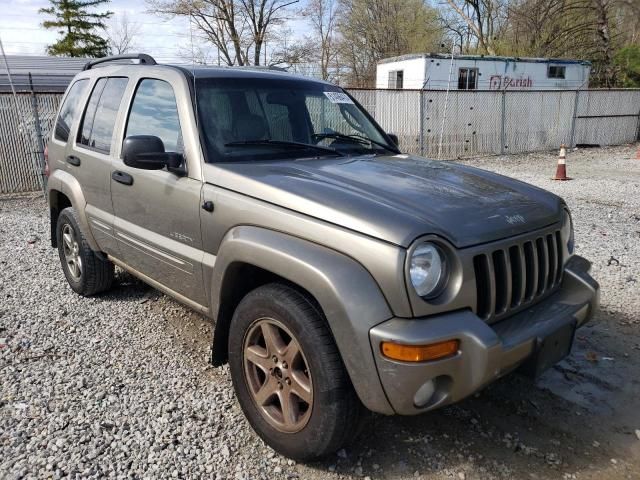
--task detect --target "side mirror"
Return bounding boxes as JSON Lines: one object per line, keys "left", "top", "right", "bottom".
{"left": 122, "top": 135, "right": 185, "bottom": 175}
{"left": 387, "top": 133, "right": 399, "bottom": 147}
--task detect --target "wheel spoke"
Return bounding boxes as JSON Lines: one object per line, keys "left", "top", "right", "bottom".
{"left": 245, "top": 345, "right": 271, "bottom": 373}
{"left": 278, "top": 390, "right": 300, "bottom": 427}
{"left": 261, "top": 322, "right": 285, "bottom": 356}
{"left": 75, "top": 255, "right": 82, "bottom": 275}
{"left": 283, "top": 339, "right": 301, "bottom": 366}
{"left": 289, "top": 370, "right": 312, "bottom": 404}
{"left": 63, "top": 232, "right": 74, "bottom": 250}
{"left": 68, "top": 258, "right": 78, "bottom": 278}
{"left": 254, "top": 376, "right": 278, "bottom": 406}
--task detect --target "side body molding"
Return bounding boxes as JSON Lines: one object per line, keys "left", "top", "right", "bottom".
{"left": 209, "top": 226, "right": 395, "bottom": 415}
{"left": 48, "top": 168, "right": 100, "bottom": 251}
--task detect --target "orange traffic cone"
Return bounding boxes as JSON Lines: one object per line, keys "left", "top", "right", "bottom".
{"left": 552, "top": 144, "right": 571, "bottom": 181}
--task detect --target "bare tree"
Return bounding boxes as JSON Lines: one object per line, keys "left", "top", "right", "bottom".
{"left": 147, "top": 0, "right": 296, "bottom": 66}
{"left": 592, "top": 0, "right": 616, "bottom": 86}
{"left": 301, "top": 0, "right": 339, "bottom": 80}
{"left": 337, "top": 0, "right": 444, "bottom": 86}
{"left": 107, "top": 13, "right": 141, "bottom": 54}
{"left": 443, "top": 0, "right": 510, "bottom": 54}
{"left": 506, "top": 0, "right": 596, "bottom": 57}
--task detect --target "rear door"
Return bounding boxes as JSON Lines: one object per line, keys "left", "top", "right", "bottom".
{"left": 110, "top": 73, "right": 207, "bottom": 308}
{"left": 71, "top": 76, "right": 129, "bottom": 255}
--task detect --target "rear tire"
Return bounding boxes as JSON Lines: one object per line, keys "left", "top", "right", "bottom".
{"left": 56, "top": 207, "right": 114, "bottom": 296}
{"left": 228, "top": 283, "right": 364, "bottom": 460}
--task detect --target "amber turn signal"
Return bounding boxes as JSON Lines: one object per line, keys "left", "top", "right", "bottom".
{"left": 381, "top": 339, "right": 460, "bottom": 362}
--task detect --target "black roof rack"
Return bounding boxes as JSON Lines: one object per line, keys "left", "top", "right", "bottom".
{"left": 83, "top": 53, "right": 157, "bottom": 71}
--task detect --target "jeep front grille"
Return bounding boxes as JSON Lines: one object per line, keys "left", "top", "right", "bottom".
{"left": 473, "top": 230, "right": 563, "bottom": 322}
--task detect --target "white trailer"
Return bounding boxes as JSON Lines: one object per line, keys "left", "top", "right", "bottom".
{"left": 376, "top": 53, "right": 591, "bottom": 90}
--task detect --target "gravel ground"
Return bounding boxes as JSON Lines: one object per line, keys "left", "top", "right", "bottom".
{"left": 1, "top": 144, "right": 639, "bottom": 479}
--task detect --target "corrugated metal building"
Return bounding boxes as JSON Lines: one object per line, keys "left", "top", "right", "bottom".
{"left": 0, "top": 55, "right": 88, "bottom": 93}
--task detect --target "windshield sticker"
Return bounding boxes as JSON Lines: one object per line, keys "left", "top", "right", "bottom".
{"left": 324, "top": 92, "right": 354, "bottom": 104}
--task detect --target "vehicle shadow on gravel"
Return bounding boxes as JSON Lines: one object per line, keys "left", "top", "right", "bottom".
{"left": 96, "top": 272, "right": 639, "bottom": 479}
{"left": 97, "top": 269, "right": 159, "bottom": 302}
{"left": 302, "top": 309, "right": 640, "bottom": 479}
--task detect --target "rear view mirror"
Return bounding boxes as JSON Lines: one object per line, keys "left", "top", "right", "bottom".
{"left": 387, "top": 133, "right": 399, "bottom": 147}
{"left": 122, "top": 135, "right": 184, "bottom": 175}
{"left": 266, "top": 91, "right": 296, "bottom": 105}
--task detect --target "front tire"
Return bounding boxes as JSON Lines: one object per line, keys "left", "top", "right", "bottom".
{"left": 228, "top": 283, "right": 364, "bottom": 460}
{"left": 56, "top": 207, "right": 114, "bottom": 296}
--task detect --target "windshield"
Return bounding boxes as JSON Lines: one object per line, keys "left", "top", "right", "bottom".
{"left": 195, "top": 77, "right": 396, "bottom": 162}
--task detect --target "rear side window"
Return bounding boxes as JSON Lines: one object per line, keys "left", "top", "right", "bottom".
{"left": 78, "top": 77, "right": 128, "bottom": 154}
{"left": 125, "top": 79, "right": 183, "bottom": 152}
{"left": 54, "top": 79, "right": 89, "bottom": 142}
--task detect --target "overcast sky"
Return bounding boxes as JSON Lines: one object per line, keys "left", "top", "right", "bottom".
{"left": 0, "top": 0, "right": 306, "bottom": 63}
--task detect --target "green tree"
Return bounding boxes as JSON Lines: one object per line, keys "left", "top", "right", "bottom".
{"left": 40, "top": 0, "right": 113, "bottom": 57}
{"left": 615, "top": 45, "right": 640, "bottom": 87}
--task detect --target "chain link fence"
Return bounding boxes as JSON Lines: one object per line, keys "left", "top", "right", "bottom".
{"left": 0, "top": 92, "right": 58, "bottom": 194}
{"left": 1, "top": 88, "right": 640, "bottom": 194}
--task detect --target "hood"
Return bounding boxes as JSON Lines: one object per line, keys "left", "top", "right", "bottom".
{"left": 205, "top": 154, "right": 563, "bottom": 248}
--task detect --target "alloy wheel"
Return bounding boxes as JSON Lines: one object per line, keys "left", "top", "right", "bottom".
{"left": 62, "top": 223, "right": 82, "bottom": 280}
{"left": 243, "top": 318, "right": 313, "bottom": 433}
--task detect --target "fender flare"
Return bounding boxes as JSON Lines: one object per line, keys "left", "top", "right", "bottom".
{"left": 209, "top": 226, "right": 395, "bottom": 415}
{"left": 48, "top": 169, "right": 100, "bottom": 251}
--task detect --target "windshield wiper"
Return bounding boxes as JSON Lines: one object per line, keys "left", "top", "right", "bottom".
{"left": 224, "top": 139, "right": 344, "bottom": 157}
{"left": 312, "top": 132, "right": 397, "bottom": 153}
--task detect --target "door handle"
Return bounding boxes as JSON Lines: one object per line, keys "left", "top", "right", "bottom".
{"left": 111, "top": 170, "right": 134, "bottom": 186}
{"left": 66, "top": 155, "right": 81, "bottom": 166}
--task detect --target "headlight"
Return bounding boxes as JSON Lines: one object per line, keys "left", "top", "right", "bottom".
{"left": 409, "top": 242, "right": 448, "bottom": 298}
{"left": 561, "top": 209, "right": 574, "bottom": 254}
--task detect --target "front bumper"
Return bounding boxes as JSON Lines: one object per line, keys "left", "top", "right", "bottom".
{"left": 369, "top": 255, "right": 599, "bottom": 415}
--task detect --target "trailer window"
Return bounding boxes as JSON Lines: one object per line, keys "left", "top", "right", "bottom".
{"left": 548, "top": 65, "right": 566, "bottom": 79}
{"left": 388, "top": 70, "right": 403, "bottom": 89}
{"left": 458, "top": 68, "right": 478, "bottom": 90}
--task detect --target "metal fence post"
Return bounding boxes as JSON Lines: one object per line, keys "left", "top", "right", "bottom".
{"left": 500, "top": 90, "right": 506, "bottom": 155}
{"left": 569, "top": 89, "right": 580, "bottom": 148}
{"left": 419, "top": 90, "right": 424, "bottom": 156}
{"left": 28, "top": 73, "right": 46, "bottom": 190}
{"left": 636, "top": 102, "right": 640, "bottom": 141}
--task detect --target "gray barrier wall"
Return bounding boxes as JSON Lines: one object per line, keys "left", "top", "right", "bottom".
{"left": 350, "top": 89, "right": 640, "bottom": 158}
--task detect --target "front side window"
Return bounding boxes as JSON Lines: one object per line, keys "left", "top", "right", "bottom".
{"left": 125, "top": 79, "right": 183, "bottom": 153}
{"left": 458, "top": 68, "right": 478, "bottom": 90}
{"left": 78, "top": 77, "right": 128, "bottom": 153}
{"left": 54, "top": 79, "right": 89, "bottom": 142}
{"left": 548, "top": 65, "right": 566, "bottom": 79}
{"left": 195, "top": 77, "right": 394, "bottom": 163}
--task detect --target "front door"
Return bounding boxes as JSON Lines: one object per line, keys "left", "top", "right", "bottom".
{"left": 110, "top": 78, "right": 206, "bottom": 307}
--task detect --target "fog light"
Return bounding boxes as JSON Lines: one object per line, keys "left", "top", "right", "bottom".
{"left": 381, "top": 339, "right": 460, "bottom": 362}
{"left": 414, "top": 379, "right": 436, "bottom": 407}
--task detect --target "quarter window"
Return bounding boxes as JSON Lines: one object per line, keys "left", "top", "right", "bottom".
{"left": 54, "top": 79, "right": 89, "bottom": 142}
{"left": 458, "top": 68, "right": 478, "bottom": 90}
{"left": 125, "top": 79, "right": 183, "bottom": 153}
{"left": 548, "top": 65, "right": 566, "bottom": 79}
{"left": 77, "top": 77, "right": 128, "bottom": 153}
